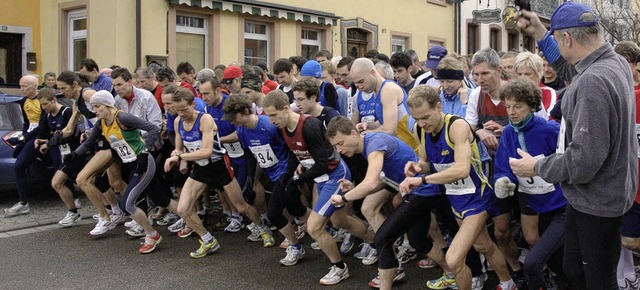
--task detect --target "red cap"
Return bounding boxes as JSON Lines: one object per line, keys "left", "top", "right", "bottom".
{"left": 223, "top": 66, "right": 243, "bottom": 82}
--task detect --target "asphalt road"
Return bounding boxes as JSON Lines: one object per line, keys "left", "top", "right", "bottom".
{"left": 0, "top": 217, "right": 509, "bottom": 290}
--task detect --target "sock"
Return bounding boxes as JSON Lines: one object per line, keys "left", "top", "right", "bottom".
{"left": 69, "top": 208, "right": 78, "bottom": 214}
{"left": 202, "top": 232, "right": 213, "bottom": 243}
{"left": 445, "top": 272, "right": 455, "bottom": 279}
{"left": 223, "top": 210, "right": 231, "bottom": 217}
{"left": 111, "top": 204, "right": 122, "bottom": 215}
{"left": 232, "top": 213, "right": 242, "bottom": 222}
{"left": 149, "top": 231, "right": 158, "bottom": 237}
{"left": 333, "top": 261, "right": 346, "bottom": 269}
{"left": 197, "top": 209, "right": 206, "bottom": 216}
{"left": 499, "top": 279, "right": 514, "bottom": 288}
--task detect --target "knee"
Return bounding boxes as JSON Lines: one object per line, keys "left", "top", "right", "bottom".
{"left": 361, "top": 204, "right": 378, "bottom": 221}
{"left": 176, "top": 203, "right": 190, "bottom": 218}
{"left": 473, "top": 242, "right": 493, "bottom": 256}
{"left": 76, "top": 174, "right": 91, "bottom": 189}
{"left": 109, "top": 179, "right": 126, "bottom": 193}
{"left": 51, "top": 178, "right": 65, "bottom": 191}
{"left": 622, "top": 237, "right": 640, "bottom": 251}
{"left": 493, "top": 227, "right": 512, "bottom": 245}
{"left": 523, "top": 231, "right": 539, "bottom": 247}
{"left": 307, "top": 220, "right": 324, "bottom": 240}
{"left": 445, "top": 253, "right": 465, "bottom": 275}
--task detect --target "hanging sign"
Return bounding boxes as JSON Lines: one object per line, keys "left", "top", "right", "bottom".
{"left": 472, "top": 8, "right": 502, "bottom": 24}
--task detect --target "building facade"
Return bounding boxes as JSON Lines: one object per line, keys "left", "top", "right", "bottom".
{"left": 0, "top": 0, "right": 457, "bottom": 83}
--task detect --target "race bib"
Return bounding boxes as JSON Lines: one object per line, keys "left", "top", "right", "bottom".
{"left": 433, "top": 163, "right": 476, "bottom": 195}
{"left": 346, "top": 96, "right": 354, "bottom": 120}
{"left": 299, "top": 159, "right": 315, "bottom": 170}
{"left": 59, "top": 143, "right": 71, "bottom": 156}
{"left": 110, "top": 139, "right": 137, "bottom": 163}
{"left": 184, "top": 140, "right": 210, "bottom": 166}
{"left": 516, "top": 154, "right": 555, "bottom": 195}
{"left": 249, "top": 144, "right": 279, "bottom": 168}
{"left": 314, "top": 174, "right": 329, "bottom": 183}
{"left": 223, "top": 142, "right": 244, "bottom": 158}
{"left": 556, "top": 118, "right": 566, "bottom": 154}
{"left": 27, "top": 123, "right": 38, "bottom": 133}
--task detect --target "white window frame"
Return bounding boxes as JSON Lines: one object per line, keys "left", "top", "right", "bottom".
{"left": 391, "top": 36, "right": 406, "bottom": 53}
{"left": 244, "top": 21, "right": 270, "bottom": 66}
{"left": 176, "top": 14, "right": 208, "bottom": 69}
{"left": 301, "top": 28, "right": 322, "bottom": 54}
{"left": 68, "top": 9, "right": 87, "bottom": 70}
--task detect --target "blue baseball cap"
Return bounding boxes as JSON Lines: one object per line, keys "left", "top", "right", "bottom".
{"left": 548, "top": 2, "right": 598, "bottom": 35}
{"left": 426, "top": 46, "right": 448, "bottom": 69}
{"left": 300, "top": 60, "right": 322, "bottom": 78}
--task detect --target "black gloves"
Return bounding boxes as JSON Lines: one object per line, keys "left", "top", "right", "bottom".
{"left": 136, "top": 152, "right": 149, "bottom": 174}
{"left": 47, "top": 131, "right": 63, "bottom": 147}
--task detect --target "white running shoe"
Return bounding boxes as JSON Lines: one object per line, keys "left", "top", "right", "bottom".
{"left": 74, "top": 198, "right": 82, "bottom": 209}
{"left": 110, "top": 212, "right": 124, "bottom": 225}
{"left": 156, "top": 212, "right": 179, "bottom": 226}
{"left": 125, "top": 219, "right": 138, "bottom": 228}
{"left": 92, "top": 209, "right": 112, "bottom": 220}
{"left": 279, "top": 245, "right": 305, "bottom": 266}
{"left": 126, "top": 224, "right": 146, "bottom": 237}
{"left": 319, "top": 264, "right": 350, "bottom": 285}
{"left": 4, "top": 202, "right": 30, "bottom": 216}
{"left": 224, "top": 217, "right": 244, "bottom": 233}
{"left": 58, "top": 211, "right": 81, "bottom": 227}
{"left": 90, "top": 217, "right": 116, "bottom": 235}
{"left": 168, "top": 218, "right": 185, "bottom": 233}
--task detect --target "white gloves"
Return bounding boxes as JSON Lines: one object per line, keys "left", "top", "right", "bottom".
{"left": 494, "top": 177, "right": 516, "bottom": 199}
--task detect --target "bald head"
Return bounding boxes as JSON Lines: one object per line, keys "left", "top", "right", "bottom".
{"left": 19, "top": 75, "right": 39, "bottom": 98}
{"left": 351, "top": 58, "right": 375, "bottom": 74}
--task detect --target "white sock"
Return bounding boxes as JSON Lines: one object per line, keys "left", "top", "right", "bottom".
{"left": 499, "top": 279, "right": 514, "bottom": 288}
{"left": 232, "top": 213, "right": 242, "bottom": 222}
{"left": 111, "top": 205, "right": 122, "bottom": 215}
{"left": 201, "top": 232, "right": 213, "bottom": 243}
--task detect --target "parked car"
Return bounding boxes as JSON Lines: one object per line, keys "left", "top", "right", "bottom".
{"left": 0, "top": 93, "right": 56, "bottom": 189}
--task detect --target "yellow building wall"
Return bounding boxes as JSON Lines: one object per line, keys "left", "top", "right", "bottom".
{"left": 218, "top": 11, "right": 240, "bottom": 66}
{"left": 39, "top": 0, "right": 62, "bottom": 76}
{"left": 0, "top": 0, "right": 41, "bottom": 78}
{"left": 141, "top": 0, "right": 170, "bottom": 65}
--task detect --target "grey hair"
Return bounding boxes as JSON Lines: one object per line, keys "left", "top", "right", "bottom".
{"left": 556, "top": 26, "right": 602, "bottom": 47}
{"left": 375, "top": 61, "right": 395, "bottom": 80}
{"left": 196, "top": 68, "right": 216, "bottom": 83}
{"left": 471, "top": 47, "right": 501, "bottom": 70}
{"left": 135, "top": 66, "right": 155, "bottom": 78}
{"left": 404, "top": 49, "right": 419, "bottom": 62}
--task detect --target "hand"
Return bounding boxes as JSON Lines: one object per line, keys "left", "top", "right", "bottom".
{"left": 458, "top": 88, "right": 469, "bottom": 105}
{"left": 295, "top": 164, "right": 304, "bottom": 175}
{"left": 515, "top": 10, "right": 547, "bottom": 40}
{"left": 476, "top": 129, "right": 499, "bottom": 151}
{"left": 338, "top": 178, "right": 355, "bottom": 192}
{"left": 34, "top": 139, "right": 47, "bottom": 148}
{"left": 38, "top": 142, "right": 49, "bottom": 155}
{"left": 80, "top": 132, "right": 88, "bottom": 143}
{"left": 483, "top": 120, "right": 503, "bottom": 133}
{"left": 509, "top": 148, "right": 538, "bottom": 177}
{"left": 494, "top": 177, "right": 516, "bottom": 199}
{"left": 399, "top": 176, "right": 423, "bottom": 193}
{"left": 63, "top": 151, "right": 78, "bottom": 164}
{"left": 136, "top": 152, "right": 149, "bottom": 174}
{"left": 355, "top": 122, "right": 368, "bottom": 132}
{"left": 48, "top": 131, "right": 62, "bottom": 147}
{"left": 164, "top": 156, "right": 178, "bottom": 172}
{"left": 330, "top": 194, "right": 345, "bottom": 207}
{"left": 404, "top": 161, "right": 422, "bottom": 177}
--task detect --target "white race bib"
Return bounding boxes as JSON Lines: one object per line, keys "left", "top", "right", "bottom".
{"left": 433, "top": 163, "right": 476, "bottom": 195}
{"left": 300, "top": 159, "right": 315, "bottom": 170}
{"left": 556, "top": 118, "right": 566, "bottom": 154}
{"left": 184, "top": 140, "right": 210, "bottom": 166}
{"left": 346, "top": 96, "right": 354, "bottom": 120}
{"left": 59, "top": 144, "right": 71, "bottom": 156}
{"left": 516, "top": 155, "right": 555, "bottom": 195}
{"left": 314, "top": 174, "right": 329, "bottom": 183}
{"left": 223, "top": 142, "right": 244, "bottom": 158}
{"left": 249, "top": 144, "right": 279, "bottom": 168}
{"left": 110, "top": 139, "right": 137, "bottom": 163}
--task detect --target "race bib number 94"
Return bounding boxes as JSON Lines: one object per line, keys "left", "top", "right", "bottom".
{"left": 249, "top": 144, "right": 279, "bottom": 168}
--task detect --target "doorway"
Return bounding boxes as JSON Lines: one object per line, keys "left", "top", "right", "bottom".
{"left": 346, "top": 28, "right": 369, "bottom": 58}
{"left": 0, "top": 33, "right": 23, "bottom": 84}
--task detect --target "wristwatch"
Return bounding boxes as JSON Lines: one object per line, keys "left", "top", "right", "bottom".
{"left": 421, "top": 175, "right": 427, "bottom": 184}
{"left": 341, "top": 195, "right": 348, "bottom": 203}
{"left": 176, "top": 152, "right": 182, "bottom": 161}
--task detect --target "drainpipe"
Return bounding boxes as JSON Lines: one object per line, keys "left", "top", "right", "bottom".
{"left": 136, "top": 0, "right": 142, "bottom": 67}
{"left": 455, "top": 1, "right": 461, "bottom": 54}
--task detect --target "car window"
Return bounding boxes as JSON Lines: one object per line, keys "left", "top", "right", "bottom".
{"left": 0, "top": 103, "right": 23, "bottom": 130}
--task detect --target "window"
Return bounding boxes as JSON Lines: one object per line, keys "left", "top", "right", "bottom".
{"left": 391, "top": 36, "right": 407, "bottom": 53}
{"left": 508, "top": 31, "right": 519, "bottom": 51}
{"left": 68, "top": 10, "right": 86, "bottom": 71}
{"left": 467, "top": 23, "right": 479, "bottom": 54}
{"left": 301, "top": 29, "right": 321, "bottom": 60}
{"left": 523, "top": 35, "right": 536, "bottom": 52}
{"left": 490, "top": 28, "right": 501, "bottom": 51}
{"left": 244, "top": 22, "right": 269, "bottom": 66}
{"left": 176, "top": 15, "right": 207, "bottom": 71}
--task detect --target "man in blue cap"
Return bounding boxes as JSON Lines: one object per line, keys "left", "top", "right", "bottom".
{"left": 299, "top": 60, "right": 338, "bottom": 110}
{"left": 512, "top": 2, "right": 637, "bottom": 289}
{"left": 416, "top": 45, "right": 448, "bottom": 88}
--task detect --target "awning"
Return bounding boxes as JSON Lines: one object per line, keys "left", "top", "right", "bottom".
{"left": 170, "top": 0, "right": 340, "bottom": 26}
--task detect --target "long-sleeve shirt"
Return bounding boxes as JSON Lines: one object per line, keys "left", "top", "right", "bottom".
{"left": 534, "top": 36, "right": 637, "bottom": 218}
{"left": 114, "top": 85, "right": 163, "bottom": 130}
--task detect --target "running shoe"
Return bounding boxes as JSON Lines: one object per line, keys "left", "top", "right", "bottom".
{"left": 224, "top": 217, "right": 244, "bottom": 233}
{"left": 58, "top": 211, "right": 81, "bottom": 227}
{"left": 125, "top": 219, "right": 138, "bottom": 229}
{"left": 397, "top": 245, "right": 417, "bottom": 265}
{"left": 190, "top": 238, "right": 220, "bottom": 258}
{"left": 261, "top": 229, "right": 275, "bottom": 248}
{"left": 168, "top": 218, "right": 185, "bottom": 233}
{"left": 368, "top": 268, "right": 405, "bottom": 288}
{"left": 627, "top": 275, "right": 639, "bottom": 290}
{"left": 4, "top": 202, "right": 30, "bottom": 217}
{"left": 279, "top": 245, "right": 305, "bottom": 266}
{"left": 340, "top": 232, "right": 354, "bottom": 254}
{"left": 496, "top": 283, "right": 517, "bottom": 290}
{"left": 177, "top": 226, "right": 194, "bottom": 238}
{"left": 92, "top": 209, "right": 112, "bottom": 220}
{"left": 90, "top": 217, "right": 116, "bottom": 235}
{"left": 425, "top": 272, "right": 457, "bottom": 289}
{"left": 246, "top": 225, "right": 261, "bottom": 242}
{"left": 310, "top": 241, "right": 321, "bottom": 250}
{"left": 126, "top": 224, "right": 146, "bottom": 237}
{"left": 362, "top": 247, "right": 378, "bottom": 265}
{"left": 156, "top": 212, "right": 179, "bottom": 226}
{"left": 319, "top": 264, "right": 350, "bottom": 285}
{"left": 354, "top": 243, "right": 374, "bottom": 259}
{"left": 139, "top": 232, "right": 162, "bottom": 254}
{"left": 472, "top": 273, "right": 487, "bottom": 290}
{"left": 109, "top": 212, "right": 124, "bottom": 225}
{"left": 74, "top": 198, "right": 82, "bottom": 209}
{"left": 418, "top": 257, "right": 437, "bottom": 268}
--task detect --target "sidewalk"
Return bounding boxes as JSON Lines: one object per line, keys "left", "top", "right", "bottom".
{"left": 0, "top": 196, "right": 96, "bottom": 233}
